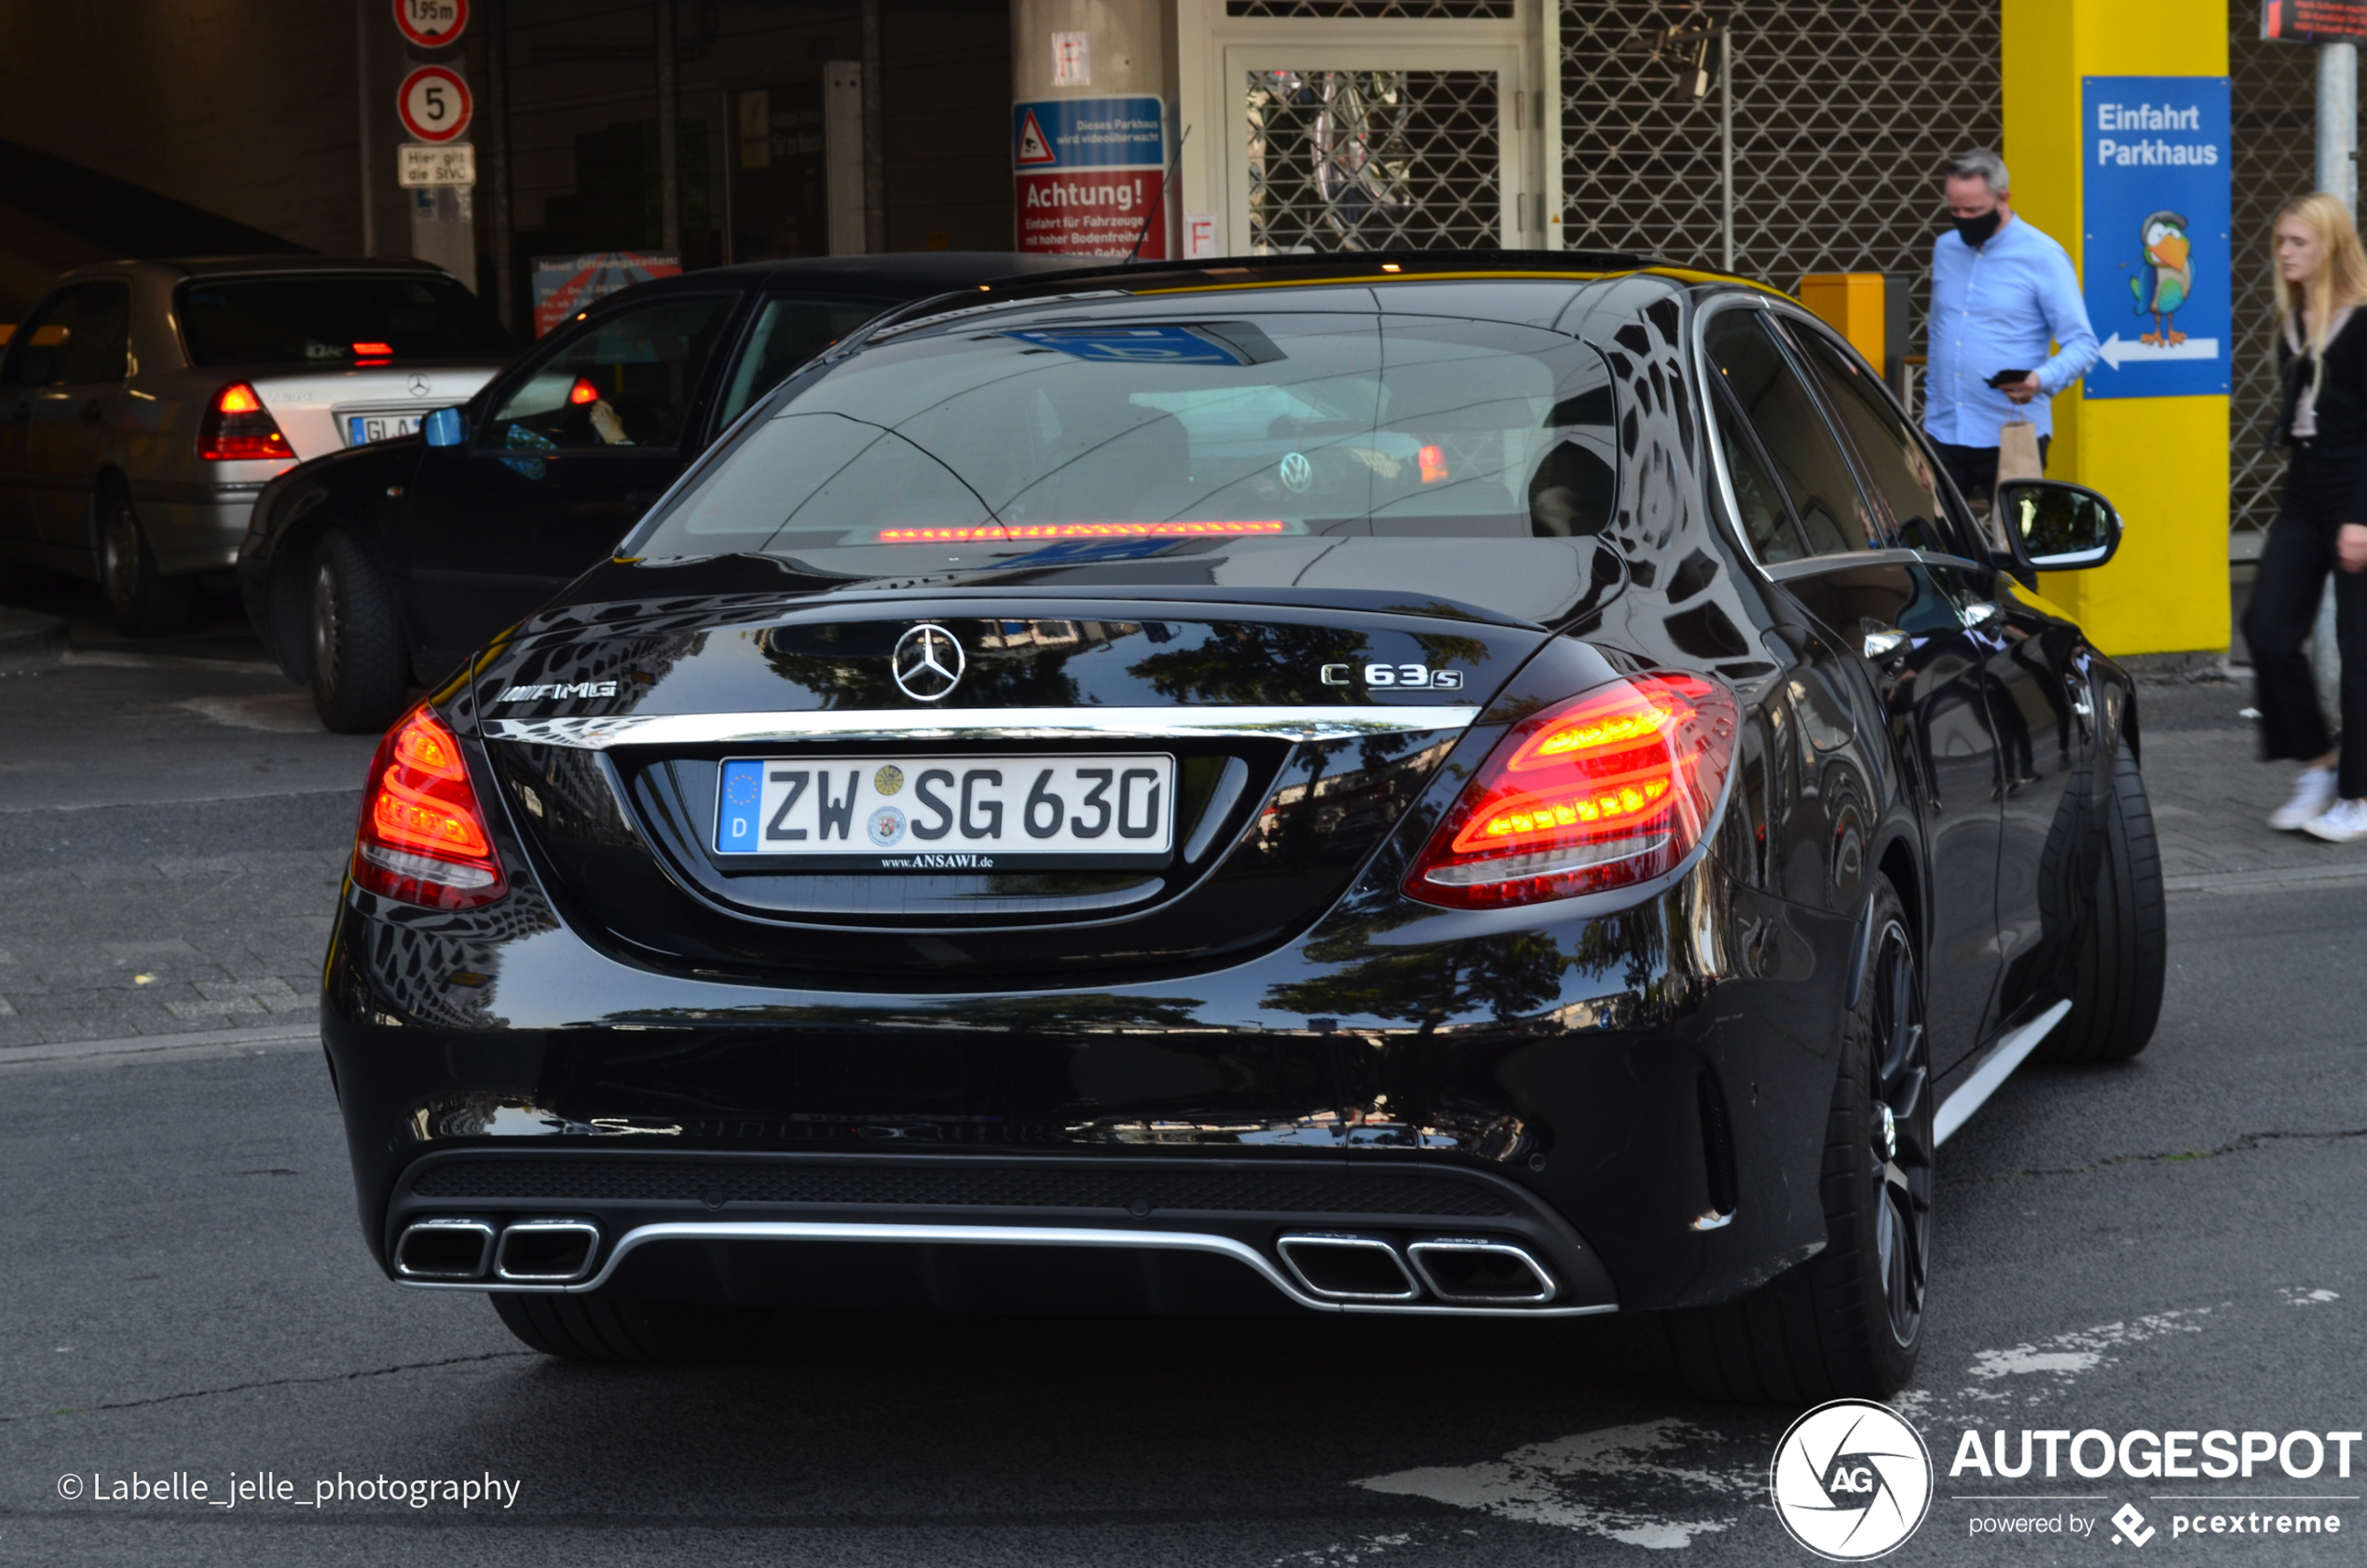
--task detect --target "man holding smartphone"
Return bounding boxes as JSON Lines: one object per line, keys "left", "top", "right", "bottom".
{"left": 1923, "top": 149, "right": 2100, "bottom": 516}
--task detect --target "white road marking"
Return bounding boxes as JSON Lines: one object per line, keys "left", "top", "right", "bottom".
{"left": 2278, "top": 1287, "right": 2341, "bottom": 1305}
{"left": 1353, "top": 1419, "right": 1757, "bottom": 1549}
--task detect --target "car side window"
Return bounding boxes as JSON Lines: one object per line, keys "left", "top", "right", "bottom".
{"left": 1773, "top": 316, "right": 1963, "bottom": 559}
{"left": 1708, "top": 377, "right": 1809, "bottom": 564}
{"left": 487, "top": 295, "right": 737, "bottom": 454}
{"left": 2, "top": 285, "right": 128, "bottom": 389}
{"left": 714, "top": 294, "right": 890, "bottom": 431}
{"left": 1700, "top": 308, "right": 1881, "bottom": 555}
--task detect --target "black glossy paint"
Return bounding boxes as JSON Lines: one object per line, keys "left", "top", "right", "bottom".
{"left": 321, "top": 254, "right": 2139, "bottom": 1320}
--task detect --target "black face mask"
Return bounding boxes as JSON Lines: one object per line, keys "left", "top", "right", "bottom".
{"left": 1954, "top": 208, "right": 2003, "bottom": 248}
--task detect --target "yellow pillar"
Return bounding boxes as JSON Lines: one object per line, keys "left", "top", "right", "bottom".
{"left": 2003, "top": 0, "right": 2230, "bottom": 656}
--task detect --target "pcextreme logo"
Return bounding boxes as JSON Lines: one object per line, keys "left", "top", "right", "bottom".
{"left": 1771, "top": 1399, "right": 1935, "bottom": 1561}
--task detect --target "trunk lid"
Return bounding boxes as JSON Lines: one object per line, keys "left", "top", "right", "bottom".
{"left": 469, "top": 593, "right": 1545, "bottom": 990}
{"left": 250, "top": 361, "right": 505, "bottom": 461}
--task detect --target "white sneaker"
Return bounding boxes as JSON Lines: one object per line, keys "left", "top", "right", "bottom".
{"left": 2270, "top": 766, "right": 2338, "bottom": 830}
{"left": 2304, "top": 797, "right": 2367, "bottom": 844}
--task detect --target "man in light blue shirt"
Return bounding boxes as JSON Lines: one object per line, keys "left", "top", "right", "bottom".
{"left": 1923, "top": 149, "right": 2100, "bottom": 512}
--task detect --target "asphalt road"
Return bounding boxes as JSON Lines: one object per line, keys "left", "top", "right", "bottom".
{"left": 1, "top": 580, "right": 2361, "bottom": 1566}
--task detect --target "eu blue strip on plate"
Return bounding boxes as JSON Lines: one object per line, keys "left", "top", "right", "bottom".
{"left": 718, "top": 759, "right": 763, "bottom": 852}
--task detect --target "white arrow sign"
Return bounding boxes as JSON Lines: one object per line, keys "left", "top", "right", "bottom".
{"left": 2096, "top": 332, "right": 2221, "bottom": 370}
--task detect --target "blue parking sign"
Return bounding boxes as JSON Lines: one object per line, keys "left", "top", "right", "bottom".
{"left": 2080, "top": 75, "right": 2231, "bottom": 399}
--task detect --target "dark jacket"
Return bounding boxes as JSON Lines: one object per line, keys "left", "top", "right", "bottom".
{"left": 2274, "top": 304, "right": 2367, "bottom": 454}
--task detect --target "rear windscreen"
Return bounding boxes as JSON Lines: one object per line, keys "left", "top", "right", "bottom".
{"left": 178, "top": 276, "right": 514, "bottom": 367}
{"left": 634, "top": 308, "right": 1619, "bottom": 568}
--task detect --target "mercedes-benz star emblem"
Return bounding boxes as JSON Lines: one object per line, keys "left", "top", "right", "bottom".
{"left": 891, "top": 623, "right": 965, "bottom": 702}
{"left": 406, "top": 374, "right": 432, "bottom": 397}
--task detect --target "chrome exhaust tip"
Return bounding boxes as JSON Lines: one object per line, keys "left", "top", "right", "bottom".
{"left": 1405, "top": 1238, "right": 1559, "bottom": 1305}
{"left": 1276, "top": 1234, "right": 1421, "bottom": 1302}
{"left": 494, "top": 1220, "right": 601, "bottom": 1283}
{"left": 393, "top": 1218, "right": 497, "bottom": 1281}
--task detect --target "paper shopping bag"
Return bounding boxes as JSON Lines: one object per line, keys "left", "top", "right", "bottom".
{"left": 1997, "top": 418, "right": 2045, "bottom": 483}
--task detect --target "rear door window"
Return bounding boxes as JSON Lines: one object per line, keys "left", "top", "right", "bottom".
{"left": 3, "top": 284, "right": 129, "bottom": 388}
{"left": 1701, "top": 307, "right": 1881, "bottom": 556}
{"left": 486, "top": 295, "right": 739, "bottom": 453}
{"left": 713, "top": 294, "right": 892, "bottom": 430}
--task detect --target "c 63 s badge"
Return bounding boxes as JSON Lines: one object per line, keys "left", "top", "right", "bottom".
{"left": 496, "top": 681, "right": 619, "bottom": 702}
{"left": 1322, "top": 662, "right": 1463, "bottom": 690}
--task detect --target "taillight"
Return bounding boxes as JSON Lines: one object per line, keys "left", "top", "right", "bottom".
{"left": 568, "top": 375, "right": 602, "bottom": 405}
{"left": 198, "top": 382, "right": 292, "bottom": 461}
{"left": 351, "top": 704, "right": 508, "bottom": 908}
{"left": 1404, "top": 672, "right": 1738, "bottom": 909}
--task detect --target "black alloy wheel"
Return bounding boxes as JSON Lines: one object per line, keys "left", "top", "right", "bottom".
{"left": 98, "top": 490, "right": 196, "bottom": 636}
{"left": 2031, "top": 743, "right": 2166, "bottom": 1065}
{"left": 1866, "top": 913, "right": 1934, "bottom": 1351}
{"left": 307, "top": 531, "right": 410, "bottom": 734}
{"left": 1667, "top": 873, "right": 1933, "bottom": 1402}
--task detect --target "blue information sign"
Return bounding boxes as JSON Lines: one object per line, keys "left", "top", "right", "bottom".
{"left": 1012, "top": 96, "right": 1165, "bottom": 170}
{"left": 2080, "top": 75, "right": 2232, "bottom": 399}
{"left": 1004, "top": 327, "right": 1249, "bottom": 364}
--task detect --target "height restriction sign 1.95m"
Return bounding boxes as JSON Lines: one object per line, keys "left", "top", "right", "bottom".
{"left": 397, "top": 65, "right": 472, "bottom": 143}
{"left": 393, "top": 0, "right": 468, "bottom": 48}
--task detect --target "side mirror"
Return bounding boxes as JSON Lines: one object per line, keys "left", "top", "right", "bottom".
{"left": 421, "top": 406, "right": 468, "bottom": 448}
{"left": 1995, "top": 478, "right": 2122, "bottom": 572}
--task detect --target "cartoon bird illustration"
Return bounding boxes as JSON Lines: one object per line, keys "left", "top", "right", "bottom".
{"left": 2130, "top": 210, "right": 2193, "bottom": 346}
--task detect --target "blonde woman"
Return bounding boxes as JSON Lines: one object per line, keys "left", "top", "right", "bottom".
{"left": 2248, "top": 191, "right": 2367, "bottom": 840}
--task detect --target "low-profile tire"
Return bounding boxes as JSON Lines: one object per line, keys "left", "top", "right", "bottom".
{"left": 98, "top": 489, "right": 196, "bottom": 636}
{"left": 308, "top": 531, "right": 410, "bottom": 733}
{"left": 2030, "top": 743, "right": 2165, "bottom": 1065}
{"left": 489, "top": 1291, "right": 761, "bottom": 1364}
{"left": 1666, "top": 873, "right": 1933, "bottom": 1403}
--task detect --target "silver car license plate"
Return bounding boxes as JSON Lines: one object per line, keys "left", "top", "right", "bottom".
{"left": 715, "top": 754, "right": 1174, "bottom": 869}
{"left": 347, "top": 414, "right": 422, "bottom": 445}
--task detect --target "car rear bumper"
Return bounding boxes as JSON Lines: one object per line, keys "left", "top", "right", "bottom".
{"left": 322, "top": 845, "right": 1860, "bottom": 1317}
{"left": 131, "top": 477, "right": 275, "bottom": 576}
{"left": 377, "top": 1149, "right": 1621, "bottom": 1316}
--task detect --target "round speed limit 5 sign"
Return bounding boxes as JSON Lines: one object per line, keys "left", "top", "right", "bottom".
{"left": 397, "top": 65, "right": 472, "bottom": 143}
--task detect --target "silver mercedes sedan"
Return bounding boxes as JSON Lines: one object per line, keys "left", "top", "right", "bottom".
{"left": 0, "top": 256, "right": 511, "bottom": 633}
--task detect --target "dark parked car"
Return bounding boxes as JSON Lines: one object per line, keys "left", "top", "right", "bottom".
{"left": 322, "top": 252, "right": 2163, "bottom": 1401}
{"left": 239, "top": 253, "right": 1080, "bottom": 729}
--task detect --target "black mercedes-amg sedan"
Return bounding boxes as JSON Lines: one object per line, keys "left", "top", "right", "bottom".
{"left": 324, "top": 252, "right": 2164, "bottom": 1403}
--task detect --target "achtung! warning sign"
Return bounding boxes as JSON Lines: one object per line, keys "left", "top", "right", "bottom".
{"left": 1012, "top": 96, "right": 1166, "bottom": 259}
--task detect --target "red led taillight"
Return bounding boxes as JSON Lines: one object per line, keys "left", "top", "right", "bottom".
{"left": 350, "top": 704, "right": 508, "bottom": 908}
{"left": 568, "top": 375, "right": 603, "bottom": 405}
{"left": 1404, "top": 673, "right": 1738, "bottom": 909}
{"left": 198, "top": 381, "right": 292, "bottom": 461}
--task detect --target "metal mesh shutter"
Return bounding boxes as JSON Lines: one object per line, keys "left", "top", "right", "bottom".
{"left": 1248, "top": 70, "right": 1502, "bottom": 252}
{"left": 2229, "top": 17, "right": 2318, "bottom": 552}
{"left": 1558, "top": 1, "right": 2002, "bottom": 360}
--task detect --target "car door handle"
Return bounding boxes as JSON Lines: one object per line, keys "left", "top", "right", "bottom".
{"left": 1959, "top": 600, "right": 2000, "bottom": 628}
{"left": 1862, "top": 625, "right": 1909, "bottom": 660}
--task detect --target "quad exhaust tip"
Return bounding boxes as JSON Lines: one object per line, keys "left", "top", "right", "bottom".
{"left": 1279, "top": 1234, "right": 1558, "bottom": 1306}
{"left": 393, "top": 1218, "right": 599, "bottom": 1284}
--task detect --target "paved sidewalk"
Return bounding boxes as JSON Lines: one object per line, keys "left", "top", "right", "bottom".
{"left": 2134, "top": 669, "right": 2367, "bottom": 892}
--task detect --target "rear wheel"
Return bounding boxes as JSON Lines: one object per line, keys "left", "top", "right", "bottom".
{"left": 308, "top": 531, "right": 410, "bottom": 734}
{"left": 1666, "top": 874, "right": 1933, "bottom": 1402}
{"left": 99, "top": 490, "right": 196, "bottom": 636}
{"left": 2030, "top": 743, "right": 2165, "bottom": 1065}
{"left": 489, "top": 1290, "right": 762, "bottom": 1364}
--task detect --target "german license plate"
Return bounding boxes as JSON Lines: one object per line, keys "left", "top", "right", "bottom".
{"left": 715, "top": 754, "right": 1175, "bottom": 868}
{"left": 347, "top": 414, "right": 422, "bottom": 445}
